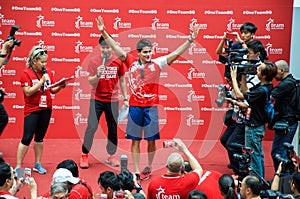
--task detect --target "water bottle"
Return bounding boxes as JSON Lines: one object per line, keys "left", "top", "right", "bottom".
{"left": 120, "top": 154, "right": 128, "bottom": 172}
{"left": 118, "top": 105, "right": 129, "bottom": 121}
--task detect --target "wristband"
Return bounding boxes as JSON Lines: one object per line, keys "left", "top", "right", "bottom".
{"left": 124, "top": 98, "right": 128, "bottom": 101}
{"left": 240, "top": 41, "right": 245, "bottom": 45}
{"left": 96, "top": 74, "right": 101, "bottom": 78}
{"left": 135, "top": 183, "right": 143, "bottom": 193}
{"left": 274, "top": 172, "right": 281, "bottom": 177}
{"left": 0, "top": 54, "right": 7, "bottom": 58}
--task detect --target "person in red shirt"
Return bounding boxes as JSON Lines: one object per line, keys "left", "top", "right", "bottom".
{"left": 147, "top": 139, "right": 203, "bottom": 199}
{"left": 96, "top": 15, "right": 200, "bottom": 180}
{"left": 80, "top": 35, "right": 128, "bottom": 169}
{"left": 15, "top": 46, "right": 66, "bottom": 175}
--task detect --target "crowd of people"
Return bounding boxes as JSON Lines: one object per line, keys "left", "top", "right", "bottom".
{"left": 0, "top": 14, "right": 300, "bottom": 199}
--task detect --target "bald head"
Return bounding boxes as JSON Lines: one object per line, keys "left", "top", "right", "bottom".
{"left": 275, "top": 60, "right": 289, "bottom": 72}
{"left": 167, "top": 152, "right": 184, "bottom": 174}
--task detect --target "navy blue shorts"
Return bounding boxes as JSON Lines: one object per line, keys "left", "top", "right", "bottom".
{"left": 126, "top": 106, "right": 160, "bottom": 140}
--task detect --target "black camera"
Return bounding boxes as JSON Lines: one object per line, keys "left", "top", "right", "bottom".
{"left": 274, "top": 142, "right": 295, "bottom": 174}
{"left": 113, "top": 190, "right": 125, "bottom": 199}
{"left": 260, "top": 190, "right": 293, "bottom": 199}
{"left": 219, "top": 39, "right": 259, "bottom": 76}
{"left": 6, "top": 25, "right": 21, "bottom": 47}
{"left": 215, "top": 85, "right": 232, "bottom": 107}
{"left": 232, "top": 144, "right": 252, "bottom": 178}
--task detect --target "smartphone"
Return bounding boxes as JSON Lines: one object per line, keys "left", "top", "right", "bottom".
{"left": 17, "top": 168, "right": 31, "bottom": 183}
{"left": 226, "top": 32, "right": 236, "bottom": 41}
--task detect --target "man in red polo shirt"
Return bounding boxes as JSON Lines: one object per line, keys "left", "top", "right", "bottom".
{"left": 147, "top": 139, "right": 203, "bottom": 199}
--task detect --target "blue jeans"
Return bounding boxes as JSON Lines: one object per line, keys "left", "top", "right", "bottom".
{"left": 245, "top": 125, "right": 265, "bottom": 178}
{"left": 271, "top": 122, "right": 299, "bottom": 171}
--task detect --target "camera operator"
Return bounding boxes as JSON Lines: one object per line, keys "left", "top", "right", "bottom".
{"left": 219, "top": 74, "right": 248, "bottom": 175}
{"left": 270, "top": 60, "right": 299, "bottom": 172}
{"left": 231, "top": 61, "right": 277, "bottom": 179}
{"left": 0, "top": 40, "right": 14, "bottom": 68}
{"left": 271, "top": 160, "right": 300, "bottom": 195}
{"left": 98, "top": 171, "right": 124, "bottom": 199}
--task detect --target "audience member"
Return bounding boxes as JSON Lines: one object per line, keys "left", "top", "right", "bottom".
{"left": 16, "top": 46, "right": 66, "bottom": 175}
{"left": 80, "top": 35, "right": 128, "bottom": 169}
{"left": 188, "top": 190, "right": 208, "bottom": 199}
{"left": 98, "top": 171, "right": 122, "bottom": 199}
{"left": 240, "top": 175, "right": 262, "bottom": 199}
{"left": 270, "top": 60, "right": 299, "bottom": 172}
{"left": 218, "top": 174, "right": 238, "bottom": 199}
{"left": 147, "top": 138, "right": 202, "bottom": 199}
{"left": 96, "top": 15, "right": 200, "bottom": 180}
{"left": 118, "top": 170, "right": 146, "bottom": 197}
{"left": 0, "top": 162, "right": 37, "bottom": 199}
{"left": 290, "top": 172, "right": 300, "bottom": 198}
{"left": 49, "top": 182, "right": 68, "bottom": 199}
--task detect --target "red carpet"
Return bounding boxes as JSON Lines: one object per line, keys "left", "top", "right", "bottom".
{"left": 0, "top": 138, "right": 275, "bottom": 198}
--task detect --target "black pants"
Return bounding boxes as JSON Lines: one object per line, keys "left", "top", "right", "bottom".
{"left": 0, "top": 103, "right": 9, "bottom": 136}
{"left": 21, "top": 108, "right": 52, "bottom": 146}
{"left": 221, "top": 123, "right": 245, "bottom": 174}
{"left": 82, "top": 99, "right": 119, "bottom": 155}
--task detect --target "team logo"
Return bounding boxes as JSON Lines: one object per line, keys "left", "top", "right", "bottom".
{"left": 36, "top": 15, "right": 55, "bottom": 28}
{"left": 189, "top": 18, "right": 207, "bottom": 31}
{"left": 187, "top": 90, "right": 205, "bottom": 102}
{"left": 226, "top": 18, "right": 242, "bottom": 32}
{"left": 74, "top": 88, "right": 91, "bottom": 101}
{"left": 74, "top": 41, "right": 93, "bottom": 54}
{"left": 74, "top": 65, "right": 89, "bottom": 78}
{"left": 74, "top": 112, "right": 88, "bottom": 125}
{"left": 0, "top": 66, "right": 16, "bottom": 77}
{"left": 187, "top": 67, "right": 205, "bottom": 80}
{"left": 152, "top": 42, "right": 168, "bottom": 55}
{"left": 265, "top": 43, "right": 283, "bottom": 55}
{"left": 113, "top": 17, "right": 131, "bottom": 30}
{"left": 151, "top": 17, "right": 169, "bottom": 30}
{"left": 0, "top": 14, "right": 16, "bottom": 26}
{"left": 37, "top": 40, "right": 55, "bottom": 52}
{"left": 265, "top": 18, "right": 284, "bottom": 31}
{"left": 188, "top": 43, "right": 206, "bottom": 55}
{"left": 75, "top": 16, "right": 93, "bottom": 29}
{"left": 186, "top": 114, "right": 204, "bottom": 126}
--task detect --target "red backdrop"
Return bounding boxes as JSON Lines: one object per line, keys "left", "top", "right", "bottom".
{"left": 0, "top": 0, "right": 293, "bottom": 146}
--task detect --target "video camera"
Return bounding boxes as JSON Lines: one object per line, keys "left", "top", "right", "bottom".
{"left": 233, "top": 146, "right": 252, "bottom": 178}
{"left": 215, "top": 85, "right": 232, "bottom": 107}
{"left": 275, "top": 142, "right": 296, "bottom": 174}
{"left": 219, "top": 38, "right": 259, "bottom": 76}
{"left": 6, "top": 25, "right": 21, "bottom": 47}
{"left": 260, "top": 190, "right": 293, "bottom": 199}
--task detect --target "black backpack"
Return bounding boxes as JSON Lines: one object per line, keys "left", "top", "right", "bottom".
{"left": 287, "top": 78, "right": 300, "bottom": 121}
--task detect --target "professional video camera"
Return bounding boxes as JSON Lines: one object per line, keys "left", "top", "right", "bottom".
{"left": 6, "top": 25, "right": 21, "bottom": 47}
{"left": 219, "top": 39, "right": 259, "bottom": 76}
{"left": 260, "top": 190, "right": 293, "bottom": 199}
{"left": 275, "top": 142, "right": 296, "bottom": 174}
{"left": 215, "top": 85, "right": 232, "bottom": 107}
{"left": 233, "top": 146, "right": 252, "bottom": 178}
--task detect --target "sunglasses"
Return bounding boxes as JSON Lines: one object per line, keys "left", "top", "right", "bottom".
{"left": 32, "top": 48, "right": 48, "bottom": 59}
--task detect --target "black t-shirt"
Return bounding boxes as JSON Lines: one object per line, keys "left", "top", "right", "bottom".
{"left": 243, "top": 83, "right": 273, "bottom": 126}
{"left": 271, "top": 74, "right": 297, "bottom": 123}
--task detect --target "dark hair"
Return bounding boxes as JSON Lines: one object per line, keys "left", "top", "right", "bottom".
{"left": 56, "top": 159, "right": 79, "bottom": 177}
{"left": 240, "top": 22, "right": 257, "bottom": 34}
{"left": 132, "top": 193, "right": 146, "bottom": 199}
{"left": 188, "top": 190, "right": 208, "bottom": 199}
{"left": 244, "top": 176, "right": 262, "bottom": 196}
{"left": 98, "top": 171, "right": 121, "bottom": 191}
{"left": 247, "top": 40, "right": 268, "bottom": 61}
{"left": 99, "top": 35, "right": 113, "bottom": 46}
{"left": 118, "top": 170, "right": 135, "bottom": 191}
{"left": 0, "top": 163, "right": 12, "bottom": 186}
{"left": 261, "top": 61, "right": 277, "bottom": 82}
{"left": 218, "top": 174, "right": 238, "bottom": 199}
{"left": 291, "top": 172, "right": 300, "bottom": 192}
{"left": 136, "top": 39, "right": 152, "bottom": 52}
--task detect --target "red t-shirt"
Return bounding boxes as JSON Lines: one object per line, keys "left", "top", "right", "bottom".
{"left": 196, "top": 170, "right": 224, "bottom": 199}
{"left": 147, "top": 172, "right": 200, "bottom": 199}
{"left": 87, "top": 55, "right": 126, "bottom": 102}
{"left": 124, "top": 54, "right": 168, "bottom": 107}
{"left": 20, "top": 67, "right": 55, "bottom": 117}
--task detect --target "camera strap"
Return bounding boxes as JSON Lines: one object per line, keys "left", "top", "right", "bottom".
{"left": 3, "top": 47, "right": 13, "bottom": 65}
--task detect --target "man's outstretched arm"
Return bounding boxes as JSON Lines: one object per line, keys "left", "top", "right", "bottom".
{"left": 96, "top": 16, "right": 127, "bottom": 62}
{"left": 166, "top": 24, "right": 200, "bottom": 65}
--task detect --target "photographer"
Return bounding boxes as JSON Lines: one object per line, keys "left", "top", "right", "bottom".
{"left": 98, "top": 171, "right": 124, "bottom": 199}
{"left": 231, "top": 61, "right": 277, "bottom": 179}
{"left": 270, "top": 60, "right": 299, "bottom": 172}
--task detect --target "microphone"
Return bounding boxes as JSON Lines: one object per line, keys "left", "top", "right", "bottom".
{"left": 42, "top": 67, "right": 50, "bottom": 86}
{"left": 102, "top": 52, "right": 107, "bottom": 66}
